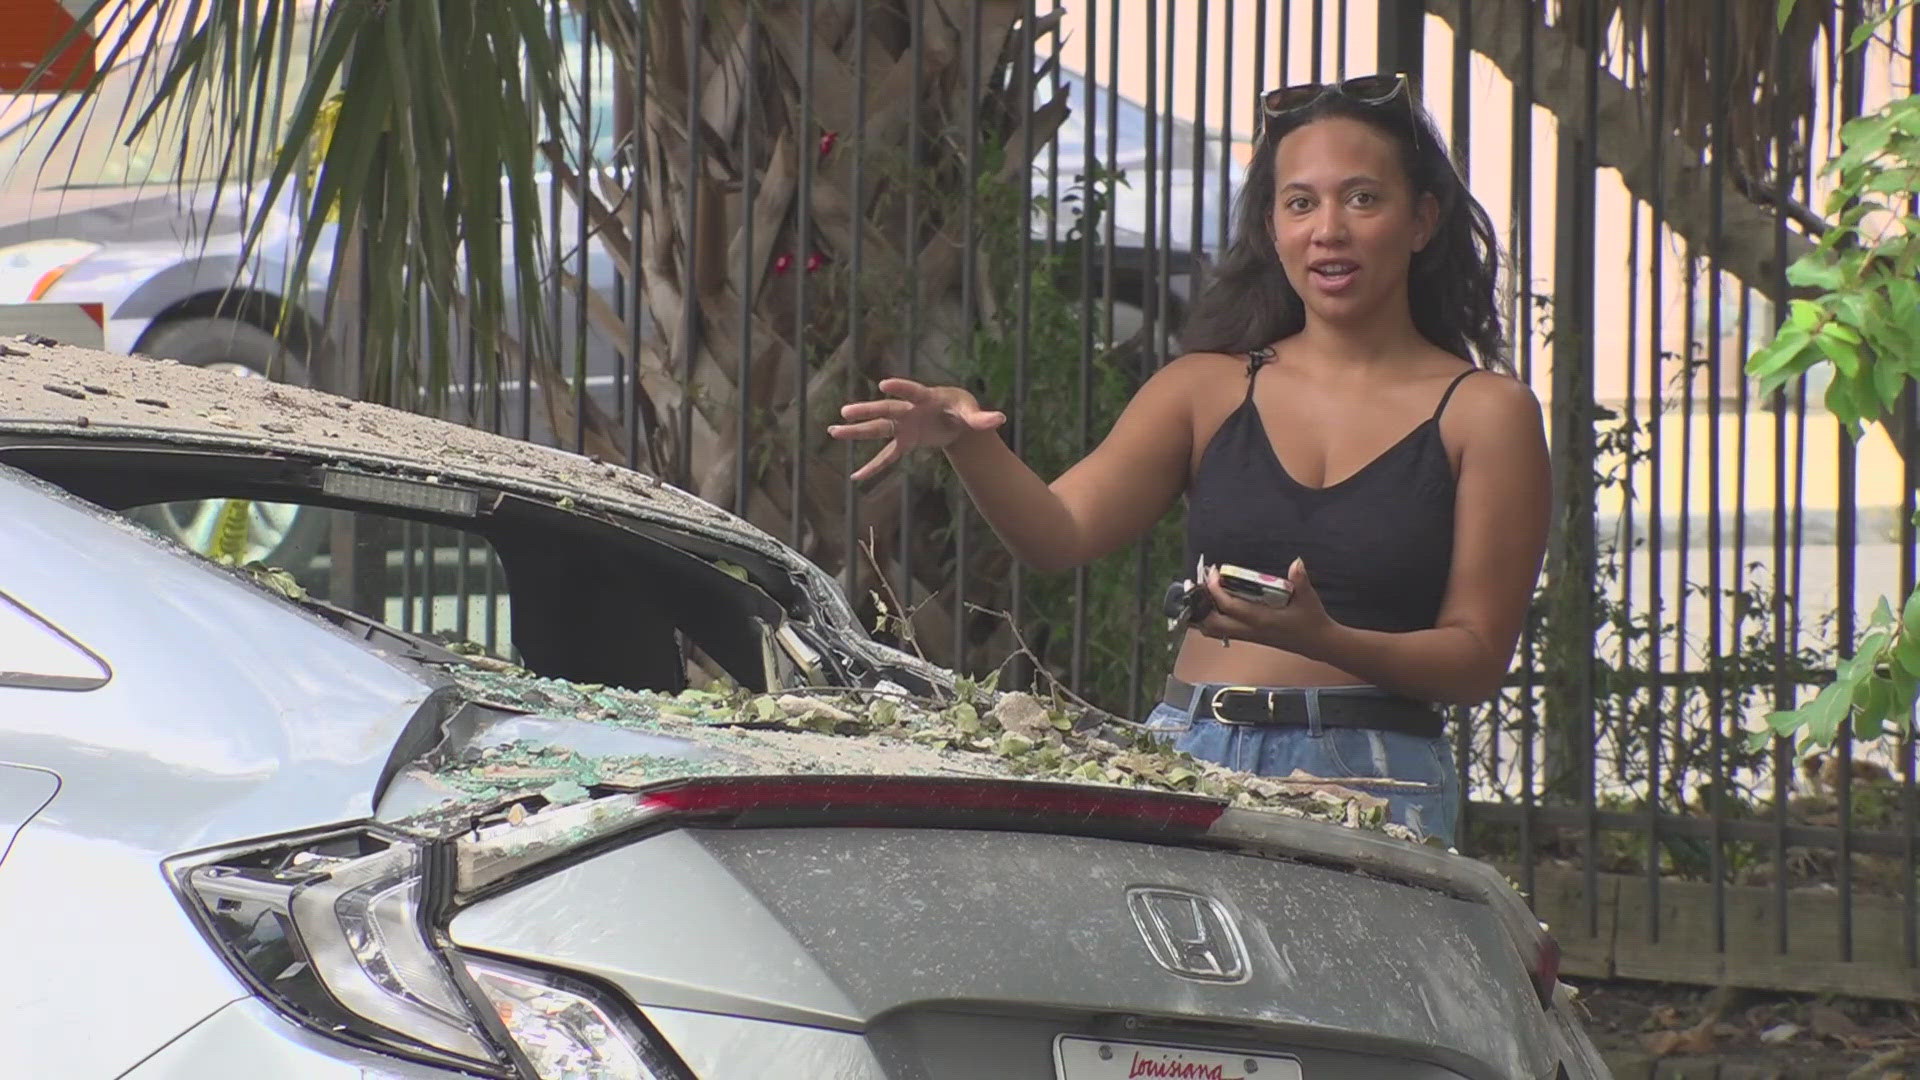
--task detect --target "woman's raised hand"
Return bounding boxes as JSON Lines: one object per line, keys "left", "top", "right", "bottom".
{"left": 827, "top": 377, "right": 1007, "bottom": 482}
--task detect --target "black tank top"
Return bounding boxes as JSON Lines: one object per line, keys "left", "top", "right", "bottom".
{"left": 1184, "top": 349, "right": 1478, "bottom": 634}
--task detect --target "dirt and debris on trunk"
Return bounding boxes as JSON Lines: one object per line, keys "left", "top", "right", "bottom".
{"left": 388, "top": 664, "right": 1416, "bottom": 843}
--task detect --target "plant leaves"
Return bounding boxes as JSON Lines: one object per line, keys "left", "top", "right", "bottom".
{"left": 1815, "top": 327, "right": 1864, "bottom": 378}
{"left": 1805, "top": 683, "right": 1853, "bottom": 747}
{"left": 1785, "top": 256, "right": 1846, "bottom": 290}
{"left": 1788, "top": 298, "right": 1824, "bottom": 331}
{"left": 1854, "top": 678, "right": 1895, "bottom": 740}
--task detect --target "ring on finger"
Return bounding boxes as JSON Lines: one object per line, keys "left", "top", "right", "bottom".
{"left": 886, "top": 418, "right": 898, "bottom": 439}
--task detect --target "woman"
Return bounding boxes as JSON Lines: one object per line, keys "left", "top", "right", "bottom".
{"left": 827, "top": 74, "right": 1550, "bottom": 846}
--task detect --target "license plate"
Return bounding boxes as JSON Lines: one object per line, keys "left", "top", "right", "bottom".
{"left": 1055, "top": 1035, "right": 1303, "bottom": 1080}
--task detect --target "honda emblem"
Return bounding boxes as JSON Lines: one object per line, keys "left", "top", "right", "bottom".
{"left": 1126, "top": 887, "right": 1250, "bottom": 984}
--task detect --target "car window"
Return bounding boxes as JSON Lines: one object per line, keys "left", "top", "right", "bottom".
{"left": 120, "top": 488, "right": 779, "bottom": 696}
{"left": 0, "top": 590, "right": 110, "bottom": 691}
{"left": 132, "top": 498, "right": 519, "bottom": 662}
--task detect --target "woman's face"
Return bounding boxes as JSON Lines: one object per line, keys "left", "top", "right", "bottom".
{"left": 1267, "top": 115, "right": 1438, "bottom": 327}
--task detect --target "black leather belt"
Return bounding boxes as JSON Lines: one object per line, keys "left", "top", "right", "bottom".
{"left": 1163, "top": 677, "right": 1444, "bottom": 739}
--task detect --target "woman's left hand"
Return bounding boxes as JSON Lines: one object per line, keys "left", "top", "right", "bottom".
{"left": 1193, "top": 558, "right": 1335, "bottom": 655}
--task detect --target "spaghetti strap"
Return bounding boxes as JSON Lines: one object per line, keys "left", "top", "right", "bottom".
{"left": 1244, "top": 346, "right": 1275, "bottom": 398}
{"left": 1430, "top": 367, "right": 1478, "bottom": 421}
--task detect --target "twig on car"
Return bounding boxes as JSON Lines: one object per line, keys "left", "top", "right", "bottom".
{"left": 858, "top": 530, "right": 931, "bottom": 662}
{"left": 961, "top": 600, "right": 1119, "bottom": 723}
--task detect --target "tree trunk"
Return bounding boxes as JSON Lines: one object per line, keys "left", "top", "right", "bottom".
{"left": 520, "top": 0, "right": 1066, "bottom": 674}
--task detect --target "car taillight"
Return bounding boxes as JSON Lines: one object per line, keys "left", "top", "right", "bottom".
{"left": 1532, "top": 930, "right": 1563, "bottom": 1006}
{"left": 170, "top": 827, "right": 693, "bottom": 1079}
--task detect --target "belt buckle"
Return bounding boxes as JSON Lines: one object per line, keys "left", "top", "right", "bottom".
{"left": 1208, "top": 685, "right": 1269, "bottom": 725}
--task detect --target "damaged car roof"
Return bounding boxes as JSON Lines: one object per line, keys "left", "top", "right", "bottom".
{"left": 0, "top": 335, "right": 764, "bottom": 539}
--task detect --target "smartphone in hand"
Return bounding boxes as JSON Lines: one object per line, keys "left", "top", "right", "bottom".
{"left": 1163, "top": 559, "right": 1293, "bottom": 631}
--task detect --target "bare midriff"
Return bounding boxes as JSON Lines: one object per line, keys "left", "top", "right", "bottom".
{"left": 1170, "top": 630, "right": 1365, "bottom": 689}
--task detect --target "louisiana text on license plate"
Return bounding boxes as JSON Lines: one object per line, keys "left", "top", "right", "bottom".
{"left": 1054, "top": 1036, "right": 1303, "bottom": 1080}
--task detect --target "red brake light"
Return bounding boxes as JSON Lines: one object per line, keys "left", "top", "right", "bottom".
{"left": 1531, "top": 931, "right": 1562, "bottom": 1006}
{"left": 638, "top": 775, "right": 1227, "bottom": 833}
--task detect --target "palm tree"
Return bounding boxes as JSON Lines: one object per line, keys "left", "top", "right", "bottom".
{"left": 23, "top": 0, "right": 1092, "bottom": 677}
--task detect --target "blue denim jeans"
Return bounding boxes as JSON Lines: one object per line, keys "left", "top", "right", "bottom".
{"left": 1143, "top": 690, "right": 1461, "bottom": 846}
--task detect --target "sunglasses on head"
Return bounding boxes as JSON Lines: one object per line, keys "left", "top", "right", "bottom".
{"left": 1257, "top": 73, "right": 1413, "bottom": 135}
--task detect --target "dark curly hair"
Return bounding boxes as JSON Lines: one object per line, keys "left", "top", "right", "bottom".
{"left": 1179, "top": 79, "right": 1509, "bottom": 371}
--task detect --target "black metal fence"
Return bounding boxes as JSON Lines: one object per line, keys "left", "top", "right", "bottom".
{"left": 303, "top": 0, "right": 1914, "bottom": 999}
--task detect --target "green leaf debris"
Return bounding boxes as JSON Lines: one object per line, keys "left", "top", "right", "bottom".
{"left": 407, "top": 664, "right": 1410, "bottom": 839}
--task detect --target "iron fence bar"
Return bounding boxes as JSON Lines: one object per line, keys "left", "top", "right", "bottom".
{"left": 1128, "top": 0, "right": 1162, "bottom": 722}
{"left": 401, "top": 519, "right": 416, "bottom": 633}
{"left": 1037, "top": 15, "right": 1064, "bottom": 662}
{"left": 677, "top": 3, "right": 704, "bottom": 489}
{"left": 1255, "top": 0, "right": 1270, "bottom": 106}
{"left": 792, "top": 0, "right": 817, "bottom": 551}
{"left": 1190, "top": 0, "right": 1208, "bottom": 269}
{"left": 628, "top": 2, "right": 648, "bottom": 469}
{"left": 1154, "top": 0, "right": 1179, "bottom": 700}
{"left": 956, "top": 0, "right": 982, "bottom": 672}
{"left": 1377, "top": 0, "right": 1422, "bottom": 81}
{"left": 1010, "top": 0, "right": 1035, "bottom": 679}
{"left": 1620, "top": 196, "right": 1639, "bottom": 891}
{"left": 1512, "top": 0, "right": 1536, "bottom": 901}
{"left": 1280, "top": 0, "right": 1292, "bottom": 86}
{"left": 1580, "top": 0, "right": 1602, "bottom": 939}
{"left": 1334, "top": 0, "right": 1348, "bottom": 80}
{"left": 1677, "top": 247, "right": 1698, "bottom": 861}
{"left": 1785, "top": 326, "right": 1812, "bottom": 944}
{"left": 1450, "top": 0, "right": 1469, "bottom": 181}
{"left": 545, "top": 2, "right": 565, "bottom": 451}
{"left": 1158, "top": 0, "right": 1176, "bottom": 364}
{"left": 1047, "top": 15, "right": 1061, "bottom": 270}
{"left": 1449, "top": 0, "right": 1472, "bottom": 841}
{"left": 458, "top": 329, "right": 474, "bottom": 645}
{"left": 1219, "top": 0, "right": 1234, "bottom": 256}
{"left": 1705, "top": 0, "right": 1729, "bottom": 954}
{"left": 842, "top": 0, "right": 867, "bottom": 603}
{"left": 902, "top": 0, "right": 924, "bottom": 615}
{"left": 737, "top": 12, "right": 758, "bottom": 520}
{"left": 573, "top": 10, "right": 594, "bottom": 457}
{"left": 1837, "top": 0, "right": 1866, "bottom": 964}
{"left": 1905, "top": 1, "right": 1919, "bottom": 970}
{"left": 1104, "top": 0, "right": 1121, "bottom": 660}
{"left": 1645, "top": 0, "right": 1668, "bottom": 943}
{"left": 1071, "top": 0, "right": 1106, "bottom": 693}
{"left": 1734, "top": 283, "right": 1752, "bottom": 612}
{"left": 424, "top": 524, "right": 440, "bottom": 637}
{"left": 610, "top": 32, "right": 627, "bottom": 451}
{"left": 1769, "top": 15, "right": 1794, "bottom": 956}
{"left": 484, "top": 545, "right": 500, "bottom": 654}
{"left": 1311, "top": 0, "right": 1324, "bottom": 84}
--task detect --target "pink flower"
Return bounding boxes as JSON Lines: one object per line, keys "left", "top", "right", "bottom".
{"left": 818, "top": 130, "right": 839, "bottom": 158}
{"left": 772, "top": 253, "right": 794, "bottom": 274}
{"left": 805, "top": 252, "right": 828, "bottom": 273}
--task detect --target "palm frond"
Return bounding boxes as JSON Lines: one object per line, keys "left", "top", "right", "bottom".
{"left": 39, "top": 0, "right": 636, "bottom": 412}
